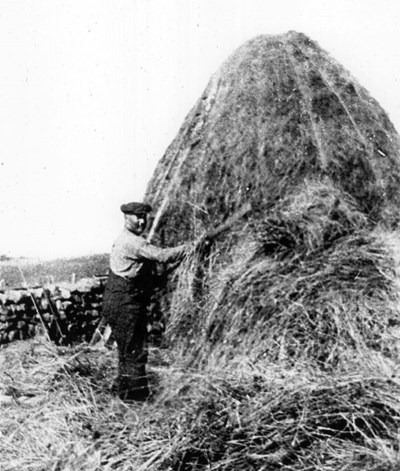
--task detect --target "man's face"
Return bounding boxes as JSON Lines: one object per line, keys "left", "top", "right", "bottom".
{"left": 125, "top": 213, "right": 147, "bottom": 235}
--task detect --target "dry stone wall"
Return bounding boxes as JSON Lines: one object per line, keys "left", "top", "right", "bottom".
{"left": 0, "top": 277, "right": 107, "bottom": 346}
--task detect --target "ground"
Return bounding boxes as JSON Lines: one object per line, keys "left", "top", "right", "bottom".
{"left": 0, "top": 337, "right": 172, "bottom": 471}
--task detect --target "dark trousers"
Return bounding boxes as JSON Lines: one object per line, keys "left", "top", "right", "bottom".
{"left": 102, "top": 271, "right": 150, "bottom": 397}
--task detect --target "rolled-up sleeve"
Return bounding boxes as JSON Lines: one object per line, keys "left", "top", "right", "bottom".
{"left": 135, "top": 240, "right": 186, "bottom": 263}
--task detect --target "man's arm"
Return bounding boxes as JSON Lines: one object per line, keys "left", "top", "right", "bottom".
{"left": 135, "top": 239, "right": 186, "bottom": 264}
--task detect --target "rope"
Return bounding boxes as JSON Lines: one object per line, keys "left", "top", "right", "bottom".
{"left": 147, "top": 148, "right": 190, "bottom": 242}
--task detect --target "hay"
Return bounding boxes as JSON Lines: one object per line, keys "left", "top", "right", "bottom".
{"left": 144, "top": 31, "right": 400, "bottom": 366}
{"left": 140, "top": 31, "right": 400, "bottom": 469}
{"left": 0, "top": 338, "right": 170, "bottom": 471}
{"left": 146, "top": 32, "right": 400, "bottom": 236}
{"left": 153, "top": 360, "right": 400, "bottom": 471}
{"left": 161, "top": 178, "right": 400, "bottom": 369}
{"left": 1, "top": 339, "right": 400, "bottom": 470}
{"left": 0, "top": 339, "right": 116, "bottom": 470}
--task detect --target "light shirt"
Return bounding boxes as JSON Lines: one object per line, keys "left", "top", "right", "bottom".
{"left": 110, "top": 228, "right": 186, "bottom": 279}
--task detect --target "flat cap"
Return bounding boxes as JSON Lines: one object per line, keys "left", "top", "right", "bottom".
{"left": 120, "top": 202, "right": 152, "bottom": 215}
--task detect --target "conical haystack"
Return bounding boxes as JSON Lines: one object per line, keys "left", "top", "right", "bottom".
{"left": 145, "top": 31, "right": 400, "bottom": 366}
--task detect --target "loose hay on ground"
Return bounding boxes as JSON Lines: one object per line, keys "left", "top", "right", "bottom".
{"left": 2, "top": 337, "right": 400, "bottom": 470}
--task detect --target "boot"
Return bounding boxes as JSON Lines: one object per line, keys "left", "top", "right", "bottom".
{"left": 113, "top": 362, "right": 150, "bottom": 402}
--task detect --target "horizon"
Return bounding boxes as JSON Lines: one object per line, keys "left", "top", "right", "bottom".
{"left": 0, "top": 251, "right": 109, "bottom": 262}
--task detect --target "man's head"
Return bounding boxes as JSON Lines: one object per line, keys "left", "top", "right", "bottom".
{"left": 120, "top": 202, "right": 152, "bottom": 235}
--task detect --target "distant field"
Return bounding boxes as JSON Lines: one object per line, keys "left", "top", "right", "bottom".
{"left": 0, "top": 253, "right": 109, "bottom": 288}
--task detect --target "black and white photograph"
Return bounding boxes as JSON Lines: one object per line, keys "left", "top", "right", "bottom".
{"left": 1, "top": 0, "right": 400, "bottom": 469}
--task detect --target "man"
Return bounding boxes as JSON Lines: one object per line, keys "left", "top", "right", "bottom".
{"left": 102, "top": 202, "right": 186, "bottom": 402}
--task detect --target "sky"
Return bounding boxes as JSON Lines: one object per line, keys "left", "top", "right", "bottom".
{"left": 0, "top": 0, "right": 400, "bottom": 259}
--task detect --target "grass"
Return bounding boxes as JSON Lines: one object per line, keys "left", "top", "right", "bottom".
{"left": 0, "top": 254, "right": 109, "bottom": 289}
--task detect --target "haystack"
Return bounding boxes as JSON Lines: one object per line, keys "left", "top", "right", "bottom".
{"left": 145, "top": 31, "right": 400, "bottom": 366}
